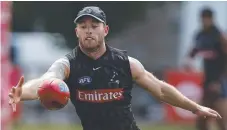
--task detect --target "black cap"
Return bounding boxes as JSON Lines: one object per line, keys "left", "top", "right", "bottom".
{"left": 200, "top": 7, "right": 213, "bottom": 18}
{"left": 74, "top": 6, "right": 106, "bottom": 24}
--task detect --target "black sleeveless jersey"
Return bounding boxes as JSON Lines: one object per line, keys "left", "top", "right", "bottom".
{"left": 65, "top": 45, "right": 140, "bottom": 130}
{"left": 193, "top": 26, "right": 226, "bottom": 82}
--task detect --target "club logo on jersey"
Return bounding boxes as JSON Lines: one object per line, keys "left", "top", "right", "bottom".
{"left": 76, "top": 88, "right": 124, "bottom": 103}
{"left": 78, "top": 76, "right": 92, "bottom": 85}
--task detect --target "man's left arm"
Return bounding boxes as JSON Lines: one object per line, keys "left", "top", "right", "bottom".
{"left": 129, "top": 56, "right": 221, "bottom": 118}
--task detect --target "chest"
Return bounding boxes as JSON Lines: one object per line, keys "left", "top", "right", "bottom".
{"left": 196, "top": 32, "right": 221, "bottom": 49}
{"left": 66, "top": 57, "right": 133, "bottom": 90}
{"left": 67, "top": 61, "right": 132, "bottom": 104}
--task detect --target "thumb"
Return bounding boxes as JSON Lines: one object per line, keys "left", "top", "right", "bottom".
{"left": 17, "top": 76, "right": 24, "bottom": 88}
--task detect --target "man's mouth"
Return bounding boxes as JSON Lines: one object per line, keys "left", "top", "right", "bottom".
{"left": 85, "top": 37, "right": 94, "bottom": 40}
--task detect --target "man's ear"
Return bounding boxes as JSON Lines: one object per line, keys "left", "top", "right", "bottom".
{"left": 104, "top": 25, "right": 109, "bottom": 37}
{"left": 75, "top": 28, "right": 79, "bottom": 37}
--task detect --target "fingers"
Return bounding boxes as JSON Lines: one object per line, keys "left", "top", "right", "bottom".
{"left": 11, "top": 87, "right": 16, "bottom": 93}
{"left": 17, "top": 76, "right": 24, "bottom": 88}
{"left": 208, "top": 112, "right": 218, "bottom": 118}
{"left": 9, "top": 87, "right": 16, "bottom": 104}
{"left": 8, "top": 91, "right": 18, "bottom": 112}
{"left": 8, "top": 94, "right": 16, "bottom": 112}
{"left": 209, "top": 109, "right": 222, "bottom": 119}
{"left": 9, "top": 102, "right": 17, "bottom": 112}
{"left": 9, "top": 79, "right": 22, "bottom": 112}
{"left": 8, "top": 93, "right": 14, "bottom": 104}
{"left": 12, "top": 103, "right": 16, "bottom": 112}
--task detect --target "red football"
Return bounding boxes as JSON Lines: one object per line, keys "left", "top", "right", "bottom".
{"left": 37, "top": 78, "right": 70, "bottom": 110}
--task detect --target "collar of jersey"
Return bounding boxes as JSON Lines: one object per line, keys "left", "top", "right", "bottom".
{"left": 77, "top": 44, "right": 109, "bottom": 62}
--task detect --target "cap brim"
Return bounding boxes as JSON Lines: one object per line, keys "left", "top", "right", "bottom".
{"left": 74, "top": 14, "right": 105, "bottom": 24}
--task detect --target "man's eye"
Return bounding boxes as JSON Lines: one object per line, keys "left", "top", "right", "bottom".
{"left": 92, "top": 25, "right": 98, "bottom": 28}
{"left": 81, "top": 26, "right": 86, "bottom": 29}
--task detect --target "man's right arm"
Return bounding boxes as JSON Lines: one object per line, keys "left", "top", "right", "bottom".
{"left": 21, "top": 57, "right": 70, "bottom": 101}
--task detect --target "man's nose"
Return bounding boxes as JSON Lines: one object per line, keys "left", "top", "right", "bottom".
{"left": 86, "top": 27, "right": 92, "bottom": 34}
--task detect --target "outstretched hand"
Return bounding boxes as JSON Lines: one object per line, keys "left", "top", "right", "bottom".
{"left": 8, "top": 76, "right": 24, "bottom": 112}
{"left": 194, "top": 106, "right": 222, "bottom": 119}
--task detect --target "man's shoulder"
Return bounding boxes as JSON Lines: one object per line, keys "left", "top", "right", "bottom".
{"left": 65, "top": 46, "right": 79, "bottom": 61}
{"left": 55, "top": 57, "right": 70, "bottom": 64}
{"left": 108, "top": 45, "right": 127, "bottom": 55}
{"left": 108, "top": 45, "right": 129, "bottom": 61}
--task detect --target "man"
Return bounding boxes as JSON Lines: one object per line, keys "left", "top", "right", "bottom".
{"left": 186, "top": 8, "right": 227, "bottom": 130}
{"left": 9, "top": 6, "right": 221, "bottom": 130}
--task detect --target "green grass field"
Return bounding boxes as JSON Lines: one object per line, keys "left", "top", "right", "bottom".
{"left": 13, "top": 123, "right": 196, "bottom": 130}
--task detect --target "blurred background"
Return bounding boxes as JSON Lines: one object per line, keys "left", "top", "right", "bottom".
{"left": 1, "top": 1, "right": 227, "bottom": 130}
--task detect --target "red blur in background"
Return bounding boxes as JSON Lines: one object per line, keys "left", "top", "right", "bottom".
{"left": 164, "top": 70, "right": 204, "bottom": 124}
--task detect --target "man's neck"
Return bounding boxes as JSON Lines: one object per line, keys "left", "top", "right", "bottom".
{"left": 79, "top": 43, "right": 107, "bottom": 60}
